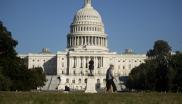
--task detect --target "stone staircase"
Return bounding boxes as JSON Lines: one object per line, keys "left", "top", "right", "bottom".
{"left": 114, "top": 76, "right": 126, "bottom": 91}
{"left": 41, "top": 75, "right": 60, "bottom": 91}
{"left": 49, "top": 76, "right": 60, "bottom": 90}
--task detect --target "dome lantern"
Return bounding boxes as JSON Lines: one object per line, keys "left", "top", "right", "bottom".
{"left": 84, "top": 0, "right": 92, "bottom": 8}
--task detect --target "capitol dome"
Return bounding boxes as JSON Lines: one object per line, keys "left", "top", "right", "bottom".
{"left": 67, "top": 0, "right": 108, "bottom": 51}
{"left": 73, "top": 4, "right": 102, "bottom": 23}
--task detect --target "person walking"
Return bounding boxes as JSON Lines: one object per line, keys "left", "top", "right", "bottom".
{"left": 106, "top": 64, "right": 117, "bottom": 92}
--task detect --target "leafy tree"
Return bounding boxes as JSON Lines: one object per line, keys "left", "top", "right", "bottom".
{"left": 170, "top": 52, "right": 182, "bottom": 92}
{"left": 127, "top": 40, "right": 182, "bottom": 92}
{"left": 0, "top": 21, "right": 18, "bottom": 58}
{"left": 147, "top": 40, "right": 171, "bottom": 57}
{"left": 28, "top": 67, "right": 46, "bottom": 89}
{"left": 0, "top": 21, "right": 46, "bottom": 91}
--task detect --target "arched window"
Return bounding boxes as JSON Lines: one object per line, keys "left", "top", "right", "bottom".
{"left": 73, "top": 70, "right": 76, "bottom": 75}
{"left": 79, "top": 78, "right": 81, "bottom": 83}
{"left": 84, "top": 79, "right": 87, "bottom": 83}
{"left": 84, "top": 27, "right": 86, "bottom": 31}
{"left": 66, "top": 78, "right": 69, "bottom": 83}
{"left": 72, "top": 79, "right": 75, "bottom": 84}
{"left": 97, "top": 79, "right": 100, "bottom": 83}
{"left": 81, "top": 27, "right": 83, "bottom": 31}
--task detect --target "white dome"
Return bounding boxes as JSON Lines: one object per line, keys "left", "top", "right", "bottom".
{"left": 67, "top": 0, "right": 108, "bottom": 52}
{"left": 73, "top": 7, "right": 102, "bottom": 23}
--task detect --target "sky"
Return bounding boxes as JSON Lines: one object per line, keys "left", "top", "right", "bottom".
{"left": 0, "top": 0, "right": 182, "bottom": 54}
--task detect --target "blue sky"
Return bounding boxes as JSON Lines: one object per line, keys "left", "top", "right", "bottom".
{"left": 0, "top": 0, "right": 182, "bottom": 54}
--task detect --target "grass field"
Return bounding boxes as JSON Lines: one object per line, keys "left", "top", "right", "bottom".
{"left": 0, "top": 92, "right": 182, "bottom": 104}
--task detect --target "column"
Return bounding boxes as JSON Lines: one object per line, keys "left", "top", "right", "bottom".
{"left": 73, "top": 37, "right": 74, "bottom": 46}
{"left": 102, "top": 38, "right": 104, "bottom": 47}
{"left": 72, "top": 37, "right": 74, "bottom": 46}
{"left": 98, "top": 57, "right": 101, "bottom": 68}
{"left": 105, "top": 38, "right": 107, "bottom": 47}
{"left": 94, "top": 56, "right": 97, "bottom": 75}
{"left": 92, "top": 36, "right": 93, "bottom": 45}
{"left": 86, "top": 57, "right": 88, "bottom": 68}
{"left": 69, "top": 37, "right": 71, "bottom": 47}
{"left": 67, "top": 37, "right": 69, "bottom": 47}
{"left": 84, "top": 36, "right": 86, "bottom": 45}
{"left": 99, "top": 37, "right": 101, "bottom": 46}
{"left": 98, "top": 37, "right": 100, "bottom": 46}
{"left": 81, "top": 36, "right": 83, "bottom": 45}
{"left": 87, "top": 36, "right": 89, "bottom": 45}
{"left": 97, "top": 37, "right": 99, "bottom": 46}
{"left": 101, "top": 57, "right": 103, "bottom": 67}
{"left": 83, "top": 57, "right": 85, "bottom": 69}
{"left": 88, "top": 36, "right": 90, "bottom": 45}
{"left": 70, "top": 37, "right": 72, "bottom": 46}
{"left": 80, "top": 57, "right": 83, "bottom": 68}
{"left": 101, "top": 37, "right": 103, "bottom": 46}
{"left": 69, "top": 57, "right": 72, "bottom": 74}
{"left": 100, "top": 37, "right": 102, "bottom": 46}
{"left": 77, "top": 56, "right": 79, "bottom": 69}
{"left": 93, "top": 37, "right": 95, "bottom": 45}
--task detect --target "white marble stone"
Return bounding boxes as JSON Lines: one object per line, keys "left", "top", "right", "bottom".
{"left": 85, "top": 77, "right": 97, "bottom": 93}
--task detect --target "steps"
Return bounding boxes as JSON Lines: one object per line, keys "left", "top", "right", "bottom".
{"left": 41, "top": 75, "right": 60, "bottom": 91}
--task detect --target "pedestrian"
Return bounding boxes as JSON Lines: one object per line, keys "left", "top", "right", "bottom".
{"left": 106, "top": 64, "right": 117, "bottom": 92}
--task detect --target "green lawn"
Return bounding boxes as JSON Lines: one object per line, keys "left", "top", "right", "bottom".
{"left": 0, "top": 92, "right": 182, "bottom": 104}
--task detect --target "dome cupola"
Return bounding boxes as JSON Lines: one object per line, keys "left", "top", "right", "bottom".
{"left": 67, "top": 0, "right": 108, "bottom": 51}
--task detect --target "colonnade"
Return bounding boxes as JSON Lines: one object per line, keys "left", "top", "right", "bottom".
{"left": 71, "top": 25, "right": 103, "bottom": 33}
{"left": 67, "top": 36, "right": 107, "bottom": 47}
{"left": 69, "top": 56, "right": 104, "bottom": 75}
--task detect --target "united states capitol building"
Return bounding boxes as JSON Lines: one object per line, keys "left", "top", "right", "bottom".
{"left": 20, "top": 0, "right": 147, "bottom": 91}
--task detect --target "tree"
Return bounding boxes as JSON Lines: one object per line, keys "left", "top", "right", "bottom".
{"left": 0, "top": 21, "right": 46, "bottom": 91}
{"left": 28, "top": 67, "right": 46, "bottom": 90}
{"left": 147, "top": 40, "right": 171, "bottom": 57}
{"left": 0, "top": 21, "right": 18, "bottom": 58}
{"left": 126, "top": 40, "right": 182, "bottom": 92}
{"left": 170, "top": 52, "right": 182, "bottom": 92}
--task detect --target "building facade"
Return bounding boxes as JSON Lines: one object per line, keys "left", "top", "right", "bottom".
{"left": 20, "top": 0, "right": 147, "bottom": 91}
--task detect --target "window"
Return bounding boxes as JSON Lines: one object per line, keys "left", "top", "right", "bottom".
{"left": 80, "top": 71, "right": 83, "bottom": 75}
{"left": 129, "top": 64, "right": 131, "bottom": 69}
{"left": 73, "top": 70, "right": 76, "bottom": 75}
{"left": 72, "top": 79, "right": 75, "bottom": 84}
{"left": 123, "top": 66, "right": 125, "bottom": 69}
{"left": 118, "top": 65, "right": 120, "bottom": 69}
{"left": 78, "top": 79, "right": 81, "bottom": 83}
{"left": 66, "top": 78, "right": 69, "bottom": 83}
{"left": 80, "top": 57, "right": 83, "bottom": 68}
{"left": 62, "top": 62, "right": 64, "bottom": 67}
{"left": 103, "top": 79, "right": 106, "bottom": 83}
{"left": 97, "top": 79, "right": 100, "bottom": 83}
{"left": 84, "top": 79, "right": 87, "bottom": 83}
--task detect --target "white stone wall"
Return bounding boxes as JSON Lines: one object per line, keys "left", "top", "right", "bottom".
{"left": 27, "top": 53, "right": 57, "bottom": 75}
